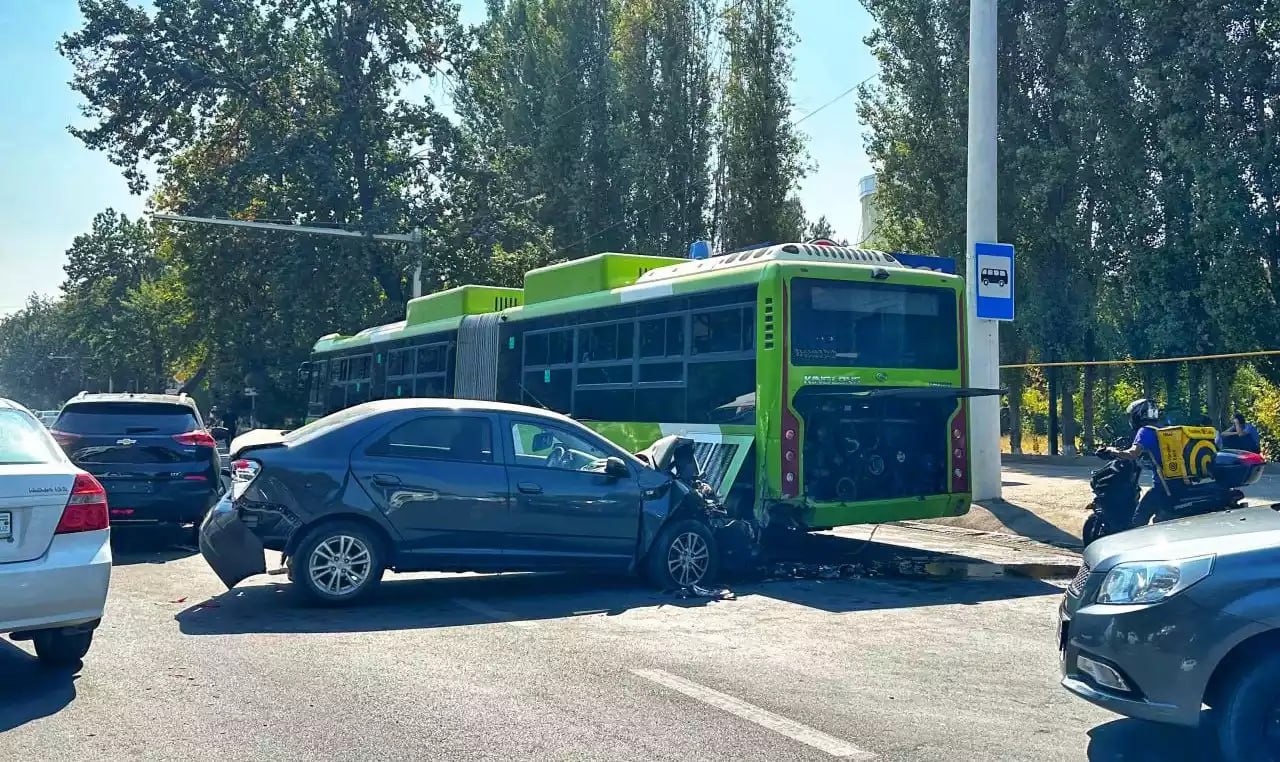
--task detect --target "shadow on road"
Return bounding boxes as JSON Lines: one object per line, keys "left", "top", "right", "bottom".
{"left": 976, "top": 498, "right": 1083, "bottom": 549}
{"left": 0, "top": 640, "right": 78, "bottom": 732}
{"left": 176, "top": 534, "right": 1063, "bottom": 636}
{"left": 1086, "top": 717, "right": 1211, "bottom": 760}
{"left": 176, "top": 572, "right": 713, "bottom": 635}
{"left": 110, "top": 526, "right": 199, "bottom": 566}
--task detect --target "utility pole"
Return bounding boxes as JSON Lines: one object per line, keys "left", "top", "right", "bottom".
{"left": 966, "top": 0, "right": 1002, "bottom": 500}
{"left": 150, "top": 214, "right": 427, "bottom": 297}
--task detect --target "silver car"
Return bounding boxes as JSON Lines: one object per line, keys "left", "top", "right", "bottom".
{"left": 0, "top": 398, "right": 112, "bottom": 666}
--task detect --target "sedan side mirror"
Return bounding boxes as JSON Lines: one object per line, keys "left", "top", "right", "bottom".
{"left": 604, "top": 456, "right": 630, "bottom": 479}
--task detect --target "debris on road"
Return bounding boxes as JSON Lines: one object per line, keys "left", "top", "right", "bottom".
{"left": 675, "top": 584, "right": 737, "bottom": 601}
{"left": 766, "top": 562, "right": 867, "bottom": 581}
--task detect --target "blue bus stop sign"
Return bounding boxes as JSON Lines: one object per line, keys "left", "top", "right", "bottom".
{"left": 893, "top": 252, "right": 956, "bottom": 274}
{"left": 974, "top": 242, "right": 1014, "bottom": 321}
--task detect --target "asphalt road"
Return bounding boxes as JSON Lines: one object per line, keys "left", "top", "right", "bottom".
{"left": 0, "top": 506, "right": 1225, "bottom": 761}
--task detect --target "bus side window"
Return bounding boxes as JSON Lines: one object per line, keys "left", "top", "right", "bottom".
{"left": 687, "top": 359, "right": 755, "bottom": 423}
{"left": 692, "top": 306, "right": 752, "bottom": 355}
{"left": 328, "top": 358, "right": 345, "bottom": 413}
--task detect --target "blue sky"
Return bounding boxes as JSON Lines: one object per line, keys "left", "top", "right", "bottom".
{"left": 0, "top": 0, "right": 876, "bottom": 313}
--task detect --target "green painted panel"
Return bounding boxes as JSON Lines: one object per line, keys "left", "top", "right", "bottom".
{"left": 523, "top": 252, "right": 683, "bottom": 304}
{"left": 809, "top": 493, "right": 971, "bottom": 527}
{"left": 585, "top": 421, "right": 666, "bottom": 453}
{"left": 406, "top": 284, "right": 524, "bottom": 325}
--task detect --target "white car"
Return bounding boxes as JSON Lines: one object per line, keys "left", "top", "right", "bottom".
{"left": 0, "top": 398, "right": 111, "bottom": 666}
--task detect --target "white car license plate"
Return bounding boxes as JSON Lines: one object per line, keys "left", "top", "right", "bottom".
{"left": 0, "top": 511, "right": 10, "bottom": 540}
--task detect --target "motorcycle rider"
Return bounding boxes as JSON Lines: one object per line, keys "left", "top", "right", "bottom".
{"left": 1100, "top": 398, "right": 1168, "bottom": 528}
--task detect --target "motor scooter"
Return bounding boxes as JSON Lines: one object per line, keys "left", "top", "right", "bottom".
{"left": 1082, "top": 441, "right": 1265, "bottom": 545}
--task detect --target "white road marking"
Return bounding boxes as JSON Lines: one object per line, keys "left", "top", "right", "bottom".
{"left": 632, "top": 668, "right": 875, "bottom": 759}
{"left": 451, "top": 597, "right": 539, "bottom": 629}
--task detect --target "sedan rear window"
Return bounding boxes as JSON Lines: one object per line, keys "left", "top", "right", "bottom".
{"left": 55, "top": 403, "right": 199, "bottom": 435}
{"left": 0, "top": 410, "right": 63, "bottom": 465}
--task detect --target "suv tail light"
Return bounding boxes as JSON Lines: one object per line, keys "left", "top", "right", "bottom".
{"left": 230, "top": 459, "right": 262, "bottom": 500}
{"left": 50, "top": 430, "right": 79, "bottom": 448}
{"left": 56, "top": 473, "right": 109, "bottom": 534}
{"left": 173, "top": 430, "right": 218, "bottom": 448}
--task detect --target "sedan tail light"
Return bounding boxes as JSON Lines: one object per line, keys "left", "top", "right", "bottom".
{"left": 173, "top": 430, "right": 218, "bottom": 448}
{"left": 56, "top": 473, "right": 109, "bottom": 534}
{"left": 230, "top": 459, "right": 262, "bottom": 501}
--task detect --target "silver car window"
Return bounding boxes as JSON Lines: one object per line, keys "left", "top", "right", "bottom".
{"left": 0, "top": 409, "right": 64, "bottom": 465}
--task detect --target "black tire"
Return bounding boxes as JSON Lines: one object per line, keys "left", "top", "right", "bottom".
{"left": 1217, "top": 652, "right": 1280, "bottom": 761}
{"left": 33, "top": 630, "right": 93, "bottom": 668}
{"left": 291, "top": 521, "right": 386, "bottom": 606}
{"left": 645, "top": 519, "right": 719, "bottom": 590}
{"left": 1082, "top": 511, "right": 1104, "bottom": 546}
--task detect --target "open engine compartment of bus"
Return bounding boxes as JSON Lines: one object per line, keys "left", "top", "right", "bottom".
{"left": 793, "top": 388, "right": 952, "bottom": 504}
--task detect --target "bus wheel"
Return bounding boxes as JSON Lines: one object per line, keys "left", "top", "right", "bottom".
{"left": 647, "top": 520, "right": 719, "bottom": 590}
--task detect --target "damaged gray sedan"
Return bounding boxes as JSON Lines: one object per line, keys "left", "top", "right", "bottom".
{"left": 200, "top": 399, "right": 746, "bottom": 605}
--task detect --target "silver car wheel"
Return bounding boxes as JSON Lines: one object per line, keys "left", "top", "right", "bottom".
{"left": 309, "top": 534, "right": 372, "bottom": 596}
{"left": 667, "top": 531, "right": 710, "bottom": 587}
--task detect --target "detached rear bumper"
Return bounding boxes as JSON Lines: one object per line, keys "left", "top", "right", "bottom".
{"left": 0, "top": 529, "right": 112, "bottom": 635}
{"left": 198, "top": 497, "right": 266, "bottom": 589}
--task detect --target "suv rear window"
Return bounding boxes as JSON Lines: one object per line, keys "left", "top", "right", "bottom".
{"left": 55, "top": 402, "right": 200, "bottom": 435}
{"left": 0, "top": 409, "right": 63, "bottom": 465}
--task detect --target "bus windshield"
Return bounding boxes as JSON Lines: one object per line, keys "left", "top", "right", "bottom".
{"left": 789, "top": 279, "right": 958, "bottom": 370}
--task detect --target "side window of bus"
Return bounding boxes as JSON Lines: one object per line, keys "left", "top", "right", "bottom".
{"left": 692, "top": 306, "right": 754, "bottom": 355}
{"left": 522, "top": 328, "right": 575, "bottom": 413}
{"left": 688, "top": 359, "right": 756, "bottom": 424}
{"left": 309, "top": 361, "right": 327, "bottom": 405}
{"left": 348, "top": 354, "right": 372, "bottom": 404}
{"left": 328, "top": 358, "right": 346, "bottom": 413}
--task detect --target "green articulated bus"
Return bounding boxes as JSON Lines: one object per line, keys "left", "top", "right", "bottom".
{"left": 304, "top": 241, "right": 981, "bottom": 531}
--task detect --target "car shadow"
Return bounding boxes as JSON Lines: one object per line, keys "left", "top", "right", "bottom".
{"left": 176, "top": 572, "right": 718, "bottom": 636}
{"left": 177, "top": 533, "right": 1063, "bottom": 636}
{"left": 1085, "top": 717, "right": 1212, "bottom": 760}
{"left": 0, "top": 640, "right": 78, "bottom": 732}
{"left": 110, "top": 526, "right": 199, "bottom": 566}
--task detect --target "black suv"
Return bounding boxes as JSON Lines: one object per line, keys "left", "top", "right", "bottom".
{"left": 51, "top": 393, "right": 223, "bottom": 531}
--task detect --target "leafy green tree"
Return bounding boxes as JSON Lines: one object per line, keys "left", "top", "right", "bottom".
{"left": 61, "top": 0, "right": 472, "bottom": 417}
{"left": 60, "top": 0, "right": 469, "bottom": 308}
{"left": 613, "top": 0, "right": 715, "bottom": 254}
{"left": 713, "top": 0, "right": 807, "bottom": 250}
{"left": 0, "top": 297, "right": 82, "bottom": 409}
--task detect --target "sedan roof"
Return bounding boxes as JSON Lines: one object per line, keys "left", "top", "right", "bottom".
{"left": 346, "top": 398, "right": 577, "bottom": 423}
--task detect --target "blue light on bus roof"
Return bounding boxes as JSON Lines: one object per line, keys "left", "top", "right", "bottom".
{"left": 689, "top": 240, "right": 712, "bottom": 260}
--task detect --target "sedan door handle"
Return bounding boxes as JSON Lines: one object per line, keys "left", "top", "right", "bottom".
{"left": 517, "top": 482, "right": 543, "bottom": 494}
{"left": 372, "top": 474, "right": 402, "bottom": 486}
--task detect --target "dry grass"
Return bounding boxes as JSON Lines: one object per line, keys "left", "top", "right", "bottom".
{"left": 1001, "top": 434, "right": 1052, "bottom": 455}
